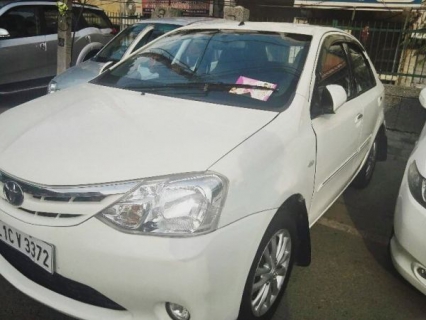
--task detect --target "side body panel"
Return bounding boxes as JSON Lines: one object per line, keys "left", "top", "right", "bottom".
{"left": 310, "top": 96, "right": 364, "bottom": 223}
{"left": 0, "top": 35, "right": 47, "bottom": 85}
{"left": 210, "top": 94, "right": 317, "bottom": 228}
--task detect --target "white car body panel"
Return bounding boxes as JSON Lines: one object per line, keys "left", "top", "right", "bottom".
{"left": 0, "top": 206, "right": 277, "bottom": 320}
{"left": 211, "top": 94, "right": 317, "bottom": 227}
{"left": 310, "top": 91, "right": 365, "bottom": 220}
{"left": 0, "top": 84, "right": 276, "bottom": 186}
{"left": 391, "top": 123, "right": 426, "bottom": 295}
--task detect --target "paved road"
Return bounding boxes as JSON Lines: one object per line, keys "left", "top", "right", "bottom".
{"left": 0, "top": 96, "right": 426, "bottom": 319}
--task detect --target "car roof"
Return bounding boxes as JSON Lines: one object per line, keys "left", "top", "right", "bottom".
{"left": 134, "top": 17, "right": 217, "bottom": 27}
{"left": 178, "top": 19, "right": 343, "bottom": 37}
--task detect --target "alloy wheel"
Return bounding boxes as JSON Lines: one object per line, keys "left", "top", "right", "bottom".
{"left": 250, "top": 229, "right": 292, "bottom": 317}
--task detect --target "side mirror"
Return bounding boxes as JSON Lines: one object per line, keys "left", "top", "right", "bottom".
{"left": 419, "top": 88, "right": 426, "bottom": 109}
{"left": 321, "top": 84, "right": 348, "bottom": 114}
{"left": 99, "top": 61, "right": 115, "bottom": 74}
{"left": 0, "top": 28, "right": 10, "bottom": 38}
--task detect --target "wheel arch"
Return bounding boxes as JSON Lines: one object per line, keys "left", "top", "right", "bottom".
{"left": 277, "top": 194, "right": 311, "bottom": 267}
{"left": 74, "top": 42, "right": 103, "bottom": 65}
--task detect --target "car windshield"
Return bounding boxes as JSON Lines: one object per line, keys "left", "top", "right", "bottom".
{"left": 94, "top": 23, "right": 180, "bottom": 63}
{"left": 93, "top": 29, "right": 312, "bottom": 110}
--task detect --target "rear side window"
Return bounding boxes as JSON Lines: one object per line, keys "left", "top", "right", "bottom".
{"left": 81, "top": 9, "right": 112, "bottom": 29}
{"left": 347, "top": 44, "right": 376, "bottom": 95}
{"left": 0, "top": 6, "right": 40, "bottom": 38}
{"left": 41, "top": 6, "right": 58, "bottom": 35}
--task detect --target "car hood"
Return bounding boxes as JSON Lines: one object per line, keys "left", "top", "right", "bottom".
{"left": 0, "top": 84, "right": 277, "bottom": 186}
{"left": 53, "top": 60, "right": 106, "bottom": 90}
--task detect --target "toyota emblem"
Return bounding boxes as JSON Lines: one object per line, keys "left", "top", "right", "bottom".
{"left": 3, "top": 181, "right": 24, "bottom": 206}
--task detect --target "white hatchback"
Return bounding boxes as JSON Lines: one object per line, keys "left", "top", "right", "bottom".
{"left": 0, "top": 21, "right": 386, "bottom": 320}
{"left": 391, "top": 88, "right": 426, "bottom": 296}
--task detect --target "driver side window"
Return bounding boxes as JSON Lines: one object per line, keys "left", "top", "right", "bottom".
{"left": 312, "top": 42, "right": 352, "bottom": 117}
{"left": 0, "top": 6, "right": 40, "bottom": 39}
{"left": 318, "top": 43, "right": 351, "bottom": 96}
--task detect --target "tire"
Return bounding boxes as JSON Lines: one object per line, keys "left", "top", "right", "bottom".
{"left": 351, "top": 138, "right": 377, "bottom": 189}
{"left": 238, "top": 214, "right": 296, "bottom": 320}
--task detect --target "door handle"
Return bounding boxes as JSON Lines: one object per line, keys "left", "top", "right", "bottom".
{"left": 355, "top": 113, "right": 363, "bottom": 122}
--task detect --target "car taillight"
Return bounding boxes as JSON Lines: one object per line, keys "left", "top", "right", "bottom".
{"left": 110, "top": 28, "right": 118, "bottom": 35}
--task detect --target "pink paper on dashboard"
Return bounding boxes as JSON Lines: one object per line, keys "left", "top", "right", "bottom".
{"left": 229, "top": 76, "right": 277, "bottom": 101}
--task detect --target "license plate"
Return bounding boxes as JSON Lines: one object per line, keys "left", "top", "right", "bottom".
{"left": 0, "top": 220, "right": 54, "bottom": 274}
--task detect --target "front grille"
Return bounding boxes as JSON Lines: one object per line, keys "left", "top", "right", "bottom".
{"left": 19, "top": 208, "right": 81, "bottom": 219}
{"left": 0, "top": 240, "right": 126, "bottom": 311}
{"left": 0, "top": 170, "right": 138, "bottom": 225}
{"left": 0, "top": 171, "right": 107, "bottom": 203}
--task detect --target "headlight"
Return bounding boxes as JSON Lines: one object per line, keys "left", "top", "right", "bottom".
{"left": 47, "top": 80, "right": 58, "bottom": 93}
{"left": 97, "top": 172, "right": 228, "bottom": 236}
{"left": 408, "top": 161, "right": 426, "bottom": 207}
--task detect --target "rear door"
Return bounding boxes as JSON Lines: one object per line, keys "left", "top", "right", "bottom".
{"left": 0, "top": 5, "right": 47, "bottom": 86}
{"left": 346, "top": 42, "right": 384, "bottom": 161}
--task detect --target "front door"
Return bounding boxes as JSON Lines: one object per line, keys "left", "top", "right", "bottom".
{"left": 0, "top": 5, "right": 47, "bottom": 87}
{"left": 309, "top": 38, "right": 364, "bottom": 224}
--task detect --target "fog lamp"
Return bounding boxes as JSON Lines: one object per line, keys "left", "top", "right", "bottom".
{"left": 166, "top": 302, "right": 190, "bottom": 320}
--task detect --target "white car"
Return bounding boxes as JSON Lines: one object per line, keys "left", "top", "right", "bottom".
{"left": 391, "top": 88, "right": 426, "bottom": 296}
{"left": 0, "top": 21, "right": 386, "bottom": 320}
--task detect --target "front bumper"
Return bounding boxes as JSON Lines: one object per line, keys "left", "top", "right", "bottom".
{"left": 0, "top": 207, "right": 276, "bottom": 320}
{"left": 391, "top": 175, "right": 426, "bottom": 295}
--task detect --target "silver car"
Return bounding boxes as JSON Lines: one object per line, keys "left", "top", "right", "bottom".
{"left": 0, "top": 0, "right": 116, "bottom": 95}
{"left": 48, "top": 17, "right": 213, "bottom": 93}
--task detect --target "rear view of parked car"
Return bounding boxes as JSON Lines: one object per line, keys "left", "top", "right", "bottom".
{"left": 48, "top": 17, "right": 213, "bottom": 93}
{"left": 391, "top": 88, "right": 426, "bottom": 296}
{"left": 0, "top": 0, "right": 115, "bottom": 95}
{"left": 0, "top": 21, "right": 386, "bottom": 320}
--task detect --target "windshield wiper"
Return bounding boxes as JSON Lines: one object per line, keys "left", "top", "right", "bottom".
{"left": 124, "top": 82, "right": 279, "bottom": 94}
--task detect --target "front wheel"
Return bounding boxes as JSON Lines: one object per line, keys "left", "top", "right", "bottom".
{"left": 238, "top": 214, "right": 296, "bottom": 320}
{"left": 351, "top": 139, "right": 377, "bottom": 189}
